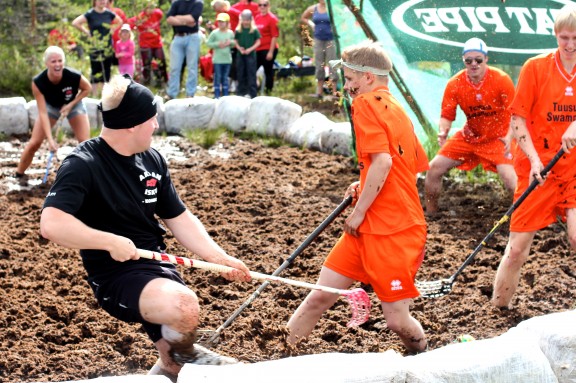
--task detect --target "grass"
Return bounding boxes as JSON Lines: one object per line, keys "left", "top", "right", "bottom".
{"left": 182, "top": 128, "right": 233, "bottom": 149}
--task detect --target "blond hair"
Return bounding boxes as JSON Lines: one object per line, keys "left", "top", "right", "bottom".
{"left": 341, "top": 40, "right": 392, "bottom": 78}
{"left": 555, "top": 5, "right": 576, "bottom": 34}
{"left": 101, "top": 75, "right": 130, "bottom": 111}
{"left": 43, "top": 46, "right": 65, "bottom": 63}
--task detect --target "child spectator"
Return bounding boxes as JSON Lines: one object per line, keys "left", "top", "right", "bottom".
{"left": 206, "top": 13, "right": 235, "bottom": 98}
{"left": 234, "top": 10, "right": 260, "bottom": 98}
{"left": 115, "top": 24, "right": 135, "bottom": 77}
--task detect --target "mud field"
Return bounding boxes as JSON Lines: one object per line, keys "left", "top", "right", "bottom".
{"left": 0, "top": 134, "right": 575, "bottom": 382}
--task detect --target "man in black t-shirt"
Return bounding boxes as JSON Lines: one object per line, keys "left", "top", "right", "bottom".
{"left": 40, "top": 74, "right": 251, "bottom": 381}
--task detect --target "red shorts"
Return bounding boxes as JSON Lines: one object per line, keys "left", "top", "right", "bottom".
{"left": 324, "top": 225, "right": 426, "bottom": 302}
{"left": 511, "top": 175, "right": 576, "bottom": 232}
{"left": 439, "top": 131, "right": 513, "bottom": 172}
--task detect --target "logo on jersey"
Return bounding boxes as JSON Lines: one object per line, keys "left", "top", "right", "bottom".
{"left": 140, "top": 171, "right": 162, "bottom": 204}
{"left": 391, "top": 279, "right": 403, "bottom": 291}
{"left": 566, "top": 86, "right": 574, "bottom": 97}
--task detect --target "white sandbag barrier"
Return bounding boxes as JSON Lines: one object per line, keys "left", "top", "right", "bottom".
{"left": 0, "top": 95, "right": 351, "bottom": 157}
{"left": 177, "top": 309, "right": 575, "bottom": 383}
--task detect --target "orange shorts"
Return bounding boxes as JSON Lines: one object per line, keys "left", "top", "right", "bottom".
{"left": 511, "top": 175, "right": 576, "bottom": 232}
{"left": 324, "top": 225, "right": 426, "bottom": 302}
{"left": 438, "top": 131, "right": 513, "bottom": 172}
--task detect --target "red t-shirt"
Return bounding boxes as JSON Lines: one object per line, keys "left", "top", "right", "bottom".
{"left": 215, "top": 8, "right": 241, "bottom": 32}
{"left": 129, "top": 8, "right": 164, "bottom": 49}
{"left": 231, "top": 2, "right": 260, "bottom": 17}
{"left": 109, "top": 6, "right": 127, "bottom": 48}
{"left": 441, "top": 66, "right": 514, "bottom": 144}
{"left": 255, "top": 12, "right": 279, "bottom": 51}
{"left": 352, "top": 86, "right": 428, "bottom": 235}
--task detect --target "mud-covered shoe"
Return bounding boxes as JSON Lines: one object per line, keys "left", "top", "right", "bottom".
{"left": 171, "top": 344, "right": 239, "bottom": 366}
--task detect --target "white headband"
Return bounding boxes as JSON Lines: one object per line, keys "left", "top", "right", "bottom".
{"left": 329, "top": 59, "right": 390, "bottom": 76}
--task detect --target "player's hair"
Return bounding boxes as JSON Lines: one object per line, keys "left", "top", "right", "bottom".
{"left": 555, "top": 5, "right": 576, "bottom": 34}
{"left": 43, "top": 46, "right": 65, "bottom": 64}
{"left": 101, "top": 75, "right": 130, "bottom": 111}
{"left": 341, "top": 40, "right": 392, "bottom": 77}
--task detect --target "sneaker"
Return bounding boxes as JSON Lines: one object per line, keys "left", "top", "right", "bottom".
{"left": 14, "top": 172, "right": 28, "bottom": 186}
{"left": 171, "top": 344, "right": 239, "bottom": 366}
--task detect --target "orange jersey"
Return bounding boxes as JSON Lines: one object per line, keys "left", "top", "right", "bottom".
{"left": 441, "top": 67, "right": 515, "bottom": 144}
{"left": 510, "top": 50, "right": 576, "bottom": 181}
{"left": 351, "top": 86, "right": 428, "bottom": 235}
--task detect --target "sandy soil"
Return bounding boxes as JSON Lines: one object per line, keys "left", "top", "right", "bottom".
{"left": 0, "top": 134, "right": 575, "bottom": 382}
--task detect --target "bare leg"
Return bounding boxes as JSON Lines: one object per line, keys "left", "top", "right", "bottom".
{"left": 16, "top": 117, "right": 55, "bottom": 175}
{"left": 68, "top": 114, "right": 91, "bottom": 143}
{"left": 566, "top": 208, "right": 576, "bottom": 250}
{"left": 496, "top": 164, "right": 517, "bottom": 195}
{"left": 491, "top": 231, "right": 535, "bottom": 308}
{"left": 140, "top": 278, "right": 200, "bottom": 375}
{"left": 424, "top": 155, "right": 462, "bottom": 213}
{"left": 381, "top": 299, "right": 426, "bottom": 353}
{"left": 316, "top": 79, "right": 325, "bottom": 97}
{"left": 286, "top": 267, "right": 354, "bottom": 345}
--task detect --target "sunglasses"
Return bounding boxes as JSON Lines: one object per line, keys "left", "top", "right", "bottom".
{"left": 463, "top": 57, "right": 484, "bottom": 65}
{"left": 259, "top": 3, "right": 269, "bottom": 7}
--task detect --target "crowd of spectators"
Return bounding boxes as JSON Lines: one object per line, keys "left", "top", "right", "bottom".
{"left": 47, "top": 0, "right": 335, "bottom": 100}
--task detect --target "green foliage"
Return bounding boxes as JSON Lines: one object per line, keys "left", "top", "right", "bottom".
{"left": 236, "top": 130, "right": 289, "bottom": 148}
{"left": 182, "top": 127, "right": 232, "bottom": 148}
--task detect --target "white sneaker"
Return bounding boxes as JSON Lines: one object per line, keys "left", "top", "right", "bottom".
{"left": 171, "top": 344, "right": 239, "bottom": 366}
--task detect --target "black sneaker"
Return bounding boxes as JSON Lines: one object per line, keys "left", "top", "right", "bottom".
{"left": 171, "top": 344, "right": 239, "bottom": 366}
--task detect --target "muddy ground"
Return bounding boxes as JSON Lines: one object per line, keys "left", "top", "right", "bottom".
{"left": 0, "top": 130, "right": 575, "bottom": 383}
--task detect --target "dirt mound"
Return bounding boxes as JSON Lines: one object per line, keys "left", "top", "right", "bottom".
{"left": 1, "top": 136, "right": 574, "bottom": 382}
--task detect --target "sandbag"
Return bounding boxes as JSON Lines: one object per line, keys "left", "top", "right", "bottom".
{"left": 404, "top": 330, "right": 558, "bottom": 383}
{"left": 514, "top": 309, "right": 576, "bottom": 383}
{"left": 179, "top": 350, "right": 405, "bottom": 383}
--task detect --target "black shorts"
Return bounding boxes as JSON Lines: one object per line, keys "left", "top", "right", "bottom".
{"left": 88, "top": 263, "right": 186, "bottom": 342}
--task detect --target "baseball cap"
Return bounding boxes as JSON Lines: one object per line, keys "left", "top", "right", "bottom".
{"left": 120, "top": 23, "right": 131, "bottom": 32}
{"left": 216, "top": 13, "right": 230, "bottom": 22}
{"left": 462, "top": 38, "right": 488, "bottom": 55}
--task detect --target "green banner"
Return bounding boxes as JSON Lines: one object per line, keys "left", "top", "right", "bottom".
{"left": 370, "top": 0, "right": 572, "bottom": 65}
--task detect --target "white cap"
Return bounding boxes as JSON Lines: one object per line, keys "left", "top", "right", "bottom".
{"left": 120, "top": 23, "right": 131, "bottom": 32}
{"left": 462, "top": 38, "right": 488, "bottom": 55}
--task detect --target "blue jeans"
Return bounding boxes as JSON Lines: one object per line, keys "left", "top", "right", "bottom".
{"left": 213, "top": 63, "right": 231, "bottom": 98}
{"left": 167, "top": 33, "right": 200, "bottom": 98}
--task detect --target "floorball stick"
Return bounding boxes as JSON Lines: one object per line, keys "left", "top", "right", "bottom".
{"left": 200, "top": 196, "right": 353, "bottom": 345}
{"left": 137, "top": 247, "right": 371, "bottom": 327}
{"left": 416, "top": 148, "right": 565, "bottom": 298}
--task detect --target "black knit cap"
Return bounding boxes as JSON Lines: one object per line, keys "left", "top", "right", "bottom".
{"left": 100, "top": 74, "right": 157, "bottom": 129}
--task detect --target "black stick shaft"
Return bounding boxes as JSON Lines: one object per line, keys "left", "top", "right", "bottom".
{"left": 206, "top": 196, "right": 353, "bottom": 343}
{"left": 450, "top": 148, "right": 565, "bottom": 281}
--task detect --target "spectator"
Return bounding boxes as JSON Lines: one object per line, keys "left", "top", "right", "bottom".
{"left": 301, "top": 0, "right": 338, "bottom": 97}
{"left": 206, "top": 13, "right": 235, "bottom": 98}
{"left": 72, "top": 0, "right": 123, "bottom": 97}
{"left": 254, "top": 0, "right": 279, "bottom": 94}
{"left": 108, "top": 0, "right": 128, "bottom": 65}
{"left": 115, "top": 24, "right": 135, "bottom": 77}
{"left": 211, "top": 0, "right": 241, "bottom": 92}
{"left": 165, "top": 0, "right": 203, "bottom": 100}
{"left": 16, "top": 46, "right": 90, "bottom": 180}
{"left": 47, "top": 19, "right": 84, "bottom": 59}
{"left": 231, "top": 0, "right": 259, "bottom": 17}
{"left": 234, "top": 10, "right": 260, "bottom": 98}
{"left": 128, "top": 0, "right": 168, "bottom": 86}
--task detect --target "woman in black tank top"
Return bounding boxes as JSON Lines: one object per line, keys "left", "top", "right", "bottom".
{"left": 15, "top": 46, "right": 91, "bottom": 181}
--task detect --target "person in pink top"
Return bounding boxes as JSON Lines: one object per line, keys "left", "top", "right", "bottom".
{"left": 115, "top": 24, "right": 135, "bottom": 77}
{"left": 231, "top": 0, "right": 259, "bottom": 18}
{"left": 254, "top": 0, "right": 279, "bottom": 94}
{"left": 129, "top": 0, "right": 168, "bottom": 85}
